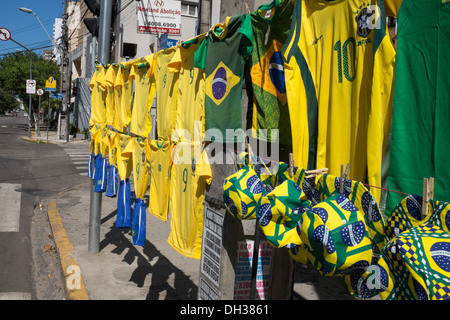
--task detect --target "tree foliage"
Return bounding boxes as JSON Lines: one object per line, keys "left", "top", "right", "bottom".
{"left": 0, "top": 51, "right": 60, "bottom": 113}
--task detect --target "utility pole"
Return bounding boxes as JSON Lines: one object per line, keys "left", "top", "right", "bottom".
{"left": 88, "top": 0, "right": 114, "bottom": 254}
{"left": 59, "top": 0, "right": 69, "bottom": 141}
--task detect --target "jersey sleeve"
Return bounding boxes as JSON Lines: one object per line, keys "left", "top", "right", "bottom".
{"left": 194, "top": 35, "right": 208, "bottom": 69}
{"left": 195, "top": 148, "right": 212, "bottom": 185}
{"left": 167, "top": 45, "right": 182, "bottom": 73}
{"left": 384, "top": 0, "right": 403, "bottom": 17}
{"left": 239, "top": 13, "right": 254, "bottom": 58}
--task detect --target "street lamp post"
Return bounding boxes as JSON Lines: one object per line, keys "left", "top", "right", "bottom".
{"left": 18, "top": 7, "right": 55, "bottom": 45}
{"left": 18, "top": 7, "right": 56, "bottom": 139}
{"left": 10, "top": 39, "right": 33, "bottom": 138}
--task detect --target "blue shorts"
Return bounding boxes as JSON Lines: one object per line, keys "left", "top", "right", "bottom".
{"left": 132, "top": 197, "right": 146, "bottom": 247}
{"left": 116, "top": 179, "right": 131, "bottom": 228}
{"left": 105, "top": 164, "right": 118, "bottom": 197}
{"left": 88, "top": 153, "right": 95, "bottom": 179}
{"left": 94, "top": 156, "right": 107, "bottom": 193}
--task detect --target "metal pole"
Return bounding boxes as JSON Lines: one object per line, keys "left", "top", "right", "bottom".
{"left": 47, "top": 93, "right": 50, "bottom": 143}
{"left": 88, "top": 0, "right": 113, "bottom": 254}
{"left": 28, "top": 50, "right": 33, "bottom": 138}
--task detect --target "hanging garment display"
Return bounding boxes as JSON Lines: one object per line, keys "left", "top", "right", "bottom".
{"left": 281, "top": 0, "right": 396, "bottom": 207}
{"left": 168, "top": 141, "right": 212, "bottom": 259}
{"left": 147, "top": 139, "right": 173, "bottom": 221}
{"left": 129, "top": 54, "right": 157, "bottom": 138}
{"left": 121, "top": 136, "right": 150, "bottom": 200}
{"left": 132, "top": 197, "right": 147, "bottom": 247}
{"left": 387, "top": 0, "right": 450, "bottom": 213}
{"left": 102, "top": 64, "right": 117, "bottom": 128}
{"left": 154, "top": 46, "right": 179, "bottom": 140}
{"left": 114, "top": 61, "right": 133, "bottom": 133}
{"left": 94, "top": 155, "right": 107, "bottom": 193}
{"left": 168, "top": 34, "right": 206, "bottom": 143}
{"left": 116, "top": 133, "right": 133, "bottom": 181}
{"left": 105, "top": 163, "right": 118, "bottom": 198}
{"left": 88, "top": 63, "right": 107, "bottom": 128}
{"left": 195, "top": 14, "right": 253, "bottom": 143}
{"left": 116, "top": 178, "right": 131, "bottom": 228}
{"left": 248, "top": 0, "right": 293, "bottom": 145}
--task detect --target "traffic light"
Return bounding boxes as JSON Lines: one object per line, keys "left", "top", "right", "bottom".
{"left": 84, "top": 17, "right": 98, "bottom": 37}
{"left": 85, "top": 0, "right": 100, "bottom": 16}
{"left": 84, "top": 0, "right": 100, "bottom": 37}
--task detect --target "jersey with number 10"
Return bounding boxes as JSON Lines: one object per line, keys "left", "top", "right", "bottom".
{"left": 281, "top": 0, "right": 396, "bottom": 204}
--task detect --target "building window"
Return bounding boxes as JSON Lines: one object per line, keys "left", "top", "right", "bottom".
{"left": 123, "top": 42, "right": 137, "bottom": 58}
{"left": 181, "top": 3, "right": 198, "bottom": 17}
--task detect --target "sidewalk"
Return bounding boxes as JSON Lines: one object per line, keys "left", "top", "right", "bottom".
{"left": 28, "top": 130, "right": 379, "bottom": 301}
{"left": 29, "top": 130, "right": 201, "bottom": 300}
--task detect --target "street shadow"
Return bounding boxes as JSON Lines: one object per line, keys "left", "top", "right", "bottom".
{"left": 99, "top": 207, "right": 198, "bottom": 300}
{"left": 292, "top": 262, "right": 359, "bottom": 300}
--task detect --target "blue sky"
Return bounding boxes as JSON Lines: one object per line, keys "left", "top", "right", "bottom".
{"left": 0, "top": 0, "right": 65, "bottom": 56}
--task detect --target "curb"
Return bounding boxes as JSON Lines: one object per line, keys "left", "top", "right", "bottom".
{"left": 47, "top": 200, "right": 89, "bottom": 300}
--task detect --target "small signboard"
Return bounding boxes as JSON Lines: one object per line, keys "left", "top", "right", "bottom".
{"left": 26, "top": 79, "right": 36, "bottom": 94}
{"left": 45, "top": 77, "right": 57, "bottom": 92}
{"left": 36, "top": 88, "right": 44, "bottom": 96}
{"left": 0, "top": 28, "right": 11, "bottom": 41}
{"left": 51, "top": 92, "right": 63, "bottom": 100}
{"left": 137, "top": 0, "right": 181, "bottom": 35}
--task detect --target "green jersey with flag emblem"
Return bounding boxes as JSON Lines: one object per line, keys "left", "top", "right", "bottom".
{"left": 195, "top": 14, "right": 253, "bottom": 143}
{"left": 248, "top": 0, "right": 293, "bottom": 145}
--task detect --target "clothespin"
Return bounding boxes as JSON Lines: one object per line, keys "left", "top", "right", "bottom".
{"left": 422, "top": 177, "right": 435, "bottom": 218}
{"left": 244, "top": 3, "right": 251, "bottom": 14}
{"left": 305, "top": 168, "right": 329, "bottom": 179}
{"left": 247, "top": 143, "right": 254, "bottom": 164}
{"left": 289, "top": 153, "right": 295, "bottom": 177}
{"left": 339, "top": 163, "right": 350, "bottom": 194}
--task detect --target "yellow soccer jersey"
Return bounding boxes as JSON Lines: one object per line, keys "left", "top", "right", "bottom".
{"left": 154, "top": 46, "right": 179, "bottom": 140}
{"left": 281, "top": 0, "right": 396, "bottom": 204}
{"left": 114, "top": 61, "right": 133, "bottom": 133}
{"left": 116, "top": 133, "right": 133, "bottom": 180}
{"left": 146, "top": 139, "right": 173, "bottom": 221}
{"left": 122, "top": 136, "right": 150, "bottom": 199}
{"left": 89, "top": 124, "right": 102, "bottom": 156}
{"left": 168, "top": 141, "right": 212, "bottom": 259}
{"left": 100, "top": 127, "right": 110, "bottom": 158}
{"left": 89, "top": 64, "right": 107, "bottom": 128}
{"left": 108, "top": 130, "right": 118, "bottom": 166}
{"left": 168, "top": 35, "right": 206, "bottom": 143}
{"left": 129, "top": 55, "right": 157, "bottom": 138}
{"left": 102, "top": 64, "right": 116, "bottom": 127}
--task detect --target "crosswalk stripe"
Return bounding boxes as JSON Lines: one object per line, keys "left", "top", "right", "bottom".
{"left": 0, "top": 183, "right": 21, "bottom": 232}
{"left": 0, "top": 292, "right": 31, "bottom": 300}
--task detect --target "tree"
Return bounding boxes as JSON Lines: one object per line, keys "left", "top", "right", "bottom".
{"left": 0, "top": 51, "right": 60, "bottom": 115}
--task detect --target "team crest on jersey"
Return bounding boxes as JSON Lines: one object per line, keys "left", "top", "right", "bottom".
{"left": 355, "top": 6, "right": 374, "bottom": 38}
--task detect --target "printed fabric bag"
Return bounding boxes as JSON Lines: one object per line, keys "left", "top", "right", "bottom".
{"left": 256, "top": 166, "right": 311, "bottom": 250}
{"left": 386, "top": 194, "right": 450, "bottom": 239}
{"left": 223, "top": 153, "right": 274, "bottom": 220}
{"left": 376, "top": 223, "right": 450, "bottom": 300}
{"left": 294, "top": 174, "right": 387, "bottom": 298}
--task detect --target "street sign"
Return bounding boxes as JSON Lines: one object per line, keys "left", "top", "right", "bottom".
{"left": 26, "top": 79, "right": 36, "bottom": 94}
{"left": 51, "top": 92, "right": 63, "bottom": 100}
{"left": 45, "top": 76, "right": 57, "bottom": 92}
{"left": 37, "top": 88, "right": 44, "bottom": 96}
{"left": 0, "top": 28, "right": 11, "bottom": 41}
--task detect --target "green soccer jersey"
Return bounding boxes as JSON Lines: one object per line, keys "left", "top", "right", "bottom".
{"left": 387, "top": 0, "right": 450, "bottom": 213}
{"left": 248, "top": 0, "right": 293, "bottom": 145}
{"left": 195, "top": 14, "right": 253, "bottom": 143}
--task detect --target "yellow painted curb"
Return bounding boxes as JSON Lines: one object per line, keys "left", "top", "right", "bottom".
{"left": 47, "top": 200, "right": 89, "bottom": 300}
